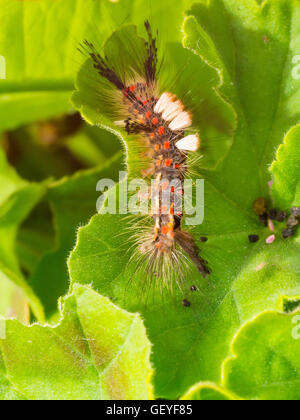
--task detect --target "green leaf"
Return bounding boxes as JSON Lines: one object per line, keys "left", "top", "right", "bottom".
{"left": 0, "top": 85, "right": 73, "bottom": 133}
{"left": 0, "top": 149, "right": 47, "bottom": 321}
{"left": 181, "top": 382, "right": 238, "bottom": 400}
{"left": 0, "top": 284, "right": 153, "bottom": 400}
{"left": 0, "top": 353, "right": 24, "bottom": 400}
{"left": 16, "top": 202, "right": 56, "bottom": 276}
{"left": 70, "top": 0, "right": 300, "bottom": 399}
{"left": 0, "top": 278, "right": 29, "bottom": 324}
{"left": 223, "top": 309, "right": 300, "bottom": 400}
{"left": 0, "top": 148, "right": 25, "bottom": 205}
{"left": 0, "top": 112, "right": 124, "bottom": 321}
{"left": 271, "top": 124, "right": 300, "bottom": 209}
{"left": 0, "top": 0, "right": 197, "bottom": 132}
{"left": 185, "top": 0, "right": 300, "bottom": 202}
{"left": 69, "top": 210, "right": 300, "bottom": 397}
{"left": 29, "top": 152, "right": 124, "bottom": 318}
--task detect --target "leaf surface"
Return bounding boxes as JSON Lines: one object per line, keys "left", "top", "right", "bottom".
{"left": 223, "top": 309, "right": 300, "bottom": 400}
{"left": 0, "top": 284, "right": 153, "bottom": 400}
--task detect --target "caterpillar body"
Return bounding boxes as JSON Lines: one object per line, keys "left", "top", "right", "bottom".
{"left": 80, "top": 22, "right": 210, "bottom": 292}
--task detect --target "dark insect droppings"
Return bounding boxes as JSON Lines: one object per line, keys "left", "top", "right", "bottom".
{"left": 182, "top": 299, "right": 191, "bottom": 307}
{"left": 248, "top": 234, "right": 260, "bottom": 243}
{"left": 199, "top": 237, "right": 208, "bottom": 243}
{"left": 291, "top": 207, "right": 300, "bottom": 218}
{"left": 287, "top": 215, "right": 299, "bottom": 229}
{"left": 268, "top": 209, "right": 286, "bottom": 222}
{"left": 282, "top": 228, "right": 294, "bottom": 239}
{"left": 276, "top": 211, "right": 287, "bottom": 223}
{"left": 259, "top": 214, "right": 268, "bottom": 227}
{"left": 269, "top": 208, "right": 278, "bottom": 220}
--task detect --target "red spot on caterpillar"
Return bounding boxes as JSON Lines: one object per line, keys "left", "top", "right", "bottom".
{"left": 145, "top": 111, "right": 151, "bottom": 119}
{"left": 171, "top": 186, "right": 175, "bottom": 193}
{"left": 143, "top": 100, "right": 148, "bottom": 105}
{"left": 170, "top": 206, "right": 174, "bottom": 216}
{"left": 129, "top": 85, "right": 137, "bottom": 92}
{"left": 174, "top": 163, "right": 180, "bottom": 169}
{"left": 154, "top": 144, "right": 160, "bottom": 151}
{"left": 150, "top": 133, "right": 155, "bottom": 139}
{"left": 152, "top": 117, "right": 159, "bottom": 125}
{"left": 165, "top": 159, "right": 172, "bottom": 167}
{"left": 158, "top": 127, "right": 165, "bottom": 136}
{"left": 161, "top": 226, "right": 169, "bottom": 235}
{"left": 163, "top": 141, "right": 170, "bottom": 149}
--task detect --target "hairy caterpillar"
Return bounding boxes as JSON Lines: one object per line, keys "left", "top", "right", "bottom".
{"left": 79, "top": 21, "right": 210, "bottom": 292}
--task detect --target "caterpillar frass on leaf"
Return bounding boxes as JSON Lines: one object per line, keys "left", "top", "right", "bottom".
{"left": 74, "top": 22, "right": 233, "bottom": 295}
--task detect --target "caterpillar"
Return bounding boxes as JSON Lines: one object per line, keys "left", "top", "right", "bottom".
{"left": 79, "top": 21, "right": 210, "bottom": 292}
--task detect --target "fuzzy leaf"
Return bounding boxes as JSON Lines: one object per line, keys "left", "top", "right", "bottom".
{"left": 223, "top": 309, "right": 300, "bottom": 400}
{"left": 0, "top": 354, "right": 24, "bottom": 400}
{"left": 29, "top": 152, "right": 124, "bottom": 317}
{"left": 271, "top": 124, "right": 300, "bottom": 209}
{"left": 0, "top": 150, "right": 47, "bottom": 321}
{"left": 0, "top": 0, "right": 197, "bottom": 132}
{"left": 0, "top": 284, "right": 153, "bottom": 400}
{"left": 181, "top": 382, "right": 238, "bottom": 400}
